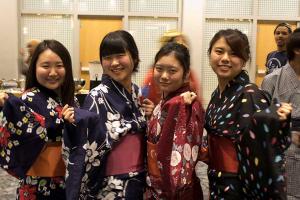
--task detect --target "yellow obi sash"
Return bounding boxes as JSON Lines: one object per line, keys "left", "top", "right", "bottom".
{"left": 26, "top": 142, "right": 66, "bottom": 177}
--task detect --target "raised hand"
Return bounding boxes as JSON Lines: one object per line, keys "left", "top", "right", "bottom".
{"left": 180, "top": 91, "right": 197, "bottom": 105}
{"left": 277, "top": 102, "right": 292, "bottom": 121}
{"left": 142, "top": 98, "right": 155, "bottom": 118}
{"left": 0, "top": 92, "right": 8, "bottom": 107}
{"left": 62, "top": 104, "right": 75, "bottom": 123}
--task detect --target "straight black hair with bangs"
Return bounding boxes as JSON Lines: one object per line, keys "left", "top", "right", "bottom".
{"left": 99, "top": 30, "right": 140, "bottom": 72}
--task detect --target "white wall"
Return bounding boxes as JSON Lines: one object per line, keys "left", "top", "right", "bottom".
{"left": 182, "top": 0, "right": 204, "bottom": 82}
{"left": 0, "top": 1, "right": 18, "bottom": 80}
{"left": 0, "top": 1, "right": 205, "bottom": 81}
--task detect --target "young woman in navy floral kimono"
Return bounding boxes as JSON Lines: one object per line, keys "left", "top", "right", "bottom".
{"left": 205, "top": 29, "right": 292, "bottom": 199}
{"left": 62, "top": 30, "right": 154, "bottom": 200}
{"left": 145, "top": 42, "right": 205, "bottom": 199}
{"left": 0, "top": 40, "right": 75, "bottom": 199}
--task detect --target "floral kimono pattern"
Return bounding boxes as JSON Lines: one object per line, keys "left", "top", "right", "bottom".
{"left": 145, "top": 84, "right": 205, "bottom": 200}
{"left": 0, "top": 87, "right": 66, "bottom": 200}
{"left": 205, "top": 70, "right": 290, "bottom": 199}
{"left": 63, "top": 74, "right": 147, "bottom": 200}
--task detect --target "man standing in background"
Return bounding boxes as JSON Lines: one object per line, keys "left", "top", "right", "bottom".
{"left": 265, "top": 23, "right": 292, "bottom": 74}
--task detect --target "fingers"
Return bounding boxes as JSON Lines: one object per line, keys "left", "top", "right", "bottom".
{"left": 62, "top": 105, "right": 75, "bottom": 123}
{"left": 180, "top": 91, "right": 197, "bottom": 105}
{"left": 62, "top": 104, "right": 69, "bottom": 113}
{"left": 276, "top": 102, "right": 292, "bottom": 121}
{"left": 142, "top": 98, "right": 155, "bottom": 117}
{"left": 0, "top": 92, "right": 9, "bottom": 107}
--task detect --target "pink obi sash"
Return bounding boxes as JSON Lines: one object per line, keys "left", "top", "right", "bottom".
{"left": 105, "top": 133, "right": 144, "bottom": 176}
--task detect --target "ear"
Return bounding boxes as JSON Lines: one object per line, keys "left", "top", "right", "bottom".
{"left": 184, "top": 71, "right": 191, "bottom": 83}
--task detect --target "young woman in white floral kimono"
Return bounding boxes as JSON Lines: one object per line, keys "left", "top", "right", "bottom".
{"left": 62, "top": 30, "right": 154, "bottom": 200}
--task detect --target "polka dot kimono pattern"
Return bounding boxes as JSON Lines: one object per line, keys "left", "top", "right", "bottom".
{"left": 205, "top": 70, "right": 290, "bottom": 199}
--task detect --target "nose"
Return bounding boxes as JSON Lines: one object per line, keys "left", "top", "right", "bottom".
{"left": 221, "top": 52, "right": 230, "bottom": 62}
{"left": 161, "top": 71, "right": 169, "bottom": 80}
{"left": 111, "top": 57, "right": 119, "bottom": 66}
{"left": 49, "top": 67, "right": 58, "bottom": 76}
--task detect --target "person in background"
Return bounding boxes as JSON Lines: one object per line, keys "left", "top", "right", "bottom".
{"left": 142, "top": 30, "right": 201, "bottom": 105}
{"left": 20, "top": 39, "right": 41, "bottom": 76}
{"left": 145, "top": 42, "right": 205, "bottom": 199}
{"left": 0, "top": 39, "right": 75, "bottom": 199}
{"left": 205, "top": 29, "right": 292, "bottom": 199}
{"left": 265, "top": 23, "right": 292, "bottom": 74}
{"left": 62, "top": 30, "right": 154, "bottom": 199}
{"left": 262, "top": 28, "right": 300, "bottom": 199}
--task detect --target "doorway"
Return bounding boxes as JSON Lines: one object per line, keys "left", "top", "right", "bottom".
{"left": 79, "top": 16, "right": 122, "bottom": 89}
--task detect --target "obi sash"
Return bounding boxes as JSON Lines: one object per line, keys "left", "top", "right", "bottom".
{"left": 147, "top": 141, "right": 161, "bottom": 178}
{"left": 105, "top": 133, "right": 144, "bottom": 176}
{"left": 209, "top": 135, "right": 238, "bottom": 173}
{"left": 26, "top": 142, "right": 66, "bottom": 177}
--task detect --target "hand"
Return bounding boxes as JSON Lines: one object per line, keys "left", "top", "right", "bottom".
{"left": 291, "top": 131, "right": 300, "bottom": 147}
{"left": 0, "top": 92, "right": 9, "bottom": 107}
{"left": 142, "top": 98, "right": 155, "bottom": 118}
{"left": 276, "top": 102, "right": 292, "bottom": 121}
{"left": 180, "top": 91, "right": 197, "bottom": 105}
{"left": 62, "top": 104, "right": 75, "bottom": 123}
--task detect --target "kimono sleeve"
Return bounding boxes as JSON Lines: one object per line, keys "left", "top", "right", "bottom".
{"left": 0, "top": 96, "right": 45, "bottom": 178}
{"left": 63, "top": 108, "right": 109, "bottom": 200}
{"left": 237, "top": 85, "right": 290, "bottom": 198}
{"left": 157, "top": 97, "right": 204, "bottom": 198}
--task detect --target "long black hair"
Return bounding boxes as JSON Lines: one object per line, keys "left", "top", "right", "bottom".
{"left": 25, "top": 39, "right": 75, "bottom": 105}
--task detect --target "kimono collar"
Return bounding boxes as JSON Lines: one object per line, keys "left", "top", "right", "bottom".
{"left": 163, "top": 83, "right": 191, "bottom": 102}
{"left": 217, "top": 70, "right": 250, "bottom": 96}
{"left": 226, "top": 70, "right": 250, "bottom": 88}
{"left": 36, "top": 85, "right": 61, "bottom": 102}
{"left": 101, "top": 74, "right": 133, "bottom": 96}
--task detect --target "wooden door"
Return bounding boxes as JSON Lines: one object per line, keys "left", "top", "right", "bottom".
{"left": 255, "top": 21, "right": 296, "bottom": 86}
{"left": 80, "top": 17, "right": 122, "bottom": 89}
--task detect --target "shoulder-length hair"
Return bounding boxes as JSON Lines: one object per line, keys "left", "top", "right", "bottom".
{"left": 99, "top": 30, "right": 140, "bottom": 72}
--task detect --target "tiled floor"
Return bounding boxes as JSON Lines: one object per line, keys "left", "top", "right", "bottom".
{"left": 0, "top": 164, "right": 209, "bottom": 200}
{"left": 0, "top": 169, "right": 18, "bottom": 200}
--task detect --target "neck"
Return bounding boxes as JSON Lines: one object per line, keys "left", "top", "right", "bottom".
{"left": 277, "top": 46, "right": 286, "bottom": 52}
{"left": 218, "top": 79, "right": 229, "bottom": 93}
{"left": 122, "top": 81, "right": 132, "bottom": 93}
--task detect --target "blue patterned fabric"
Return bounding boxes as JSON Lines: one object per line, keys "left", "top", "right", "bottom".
{"left": 63, "top": 74, "right": 147, "bottom": 200}
{"left": 0, "top": 87, "right": 66, "bottom": 199}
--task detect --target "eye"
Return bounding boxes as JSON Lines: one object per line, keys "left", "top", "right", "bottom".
{"left": 169, "top": 69, "right": 177, "bottom": 74}
{"left": 56, "top": 63, "right": 64, "bottom": 68}
{"left": 41, "top": 64, "right": 49, "bottom": 69}
{"left": 154, "top": 66, "right": 162, "bottom": 72}
{"left": 117, "top": 53, "right": 126, "bottom": 58}
{"left": 102, "top": 56, "right": 112, "bottom": 61}
{"left": 230, "top": 51, "right": 237, "bottom": 56}
{"left": 214, "top": 49, "right": 223, "bottom": 54}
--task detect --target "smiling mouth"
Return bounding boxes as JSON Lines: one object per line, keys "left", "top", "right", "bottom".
{"left": 218, "top": 65, "right": 231, "bottom": 68}
{"left": 159, "top": 82, "right": 169, "bottom": 86}
{"left": 111, "top": 67, "right": 124, "bottom": 73}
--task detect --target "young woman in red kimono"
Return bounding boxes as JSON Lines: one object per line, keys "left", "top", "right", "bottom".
{"left": 145, "top": 42, "right": 205, "bottom": 199}
{"left": 205, "top": 29, "right": 292, "bottom": 199}
{"left": 142, "top": 30, "right": 202, "bottom": 105}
